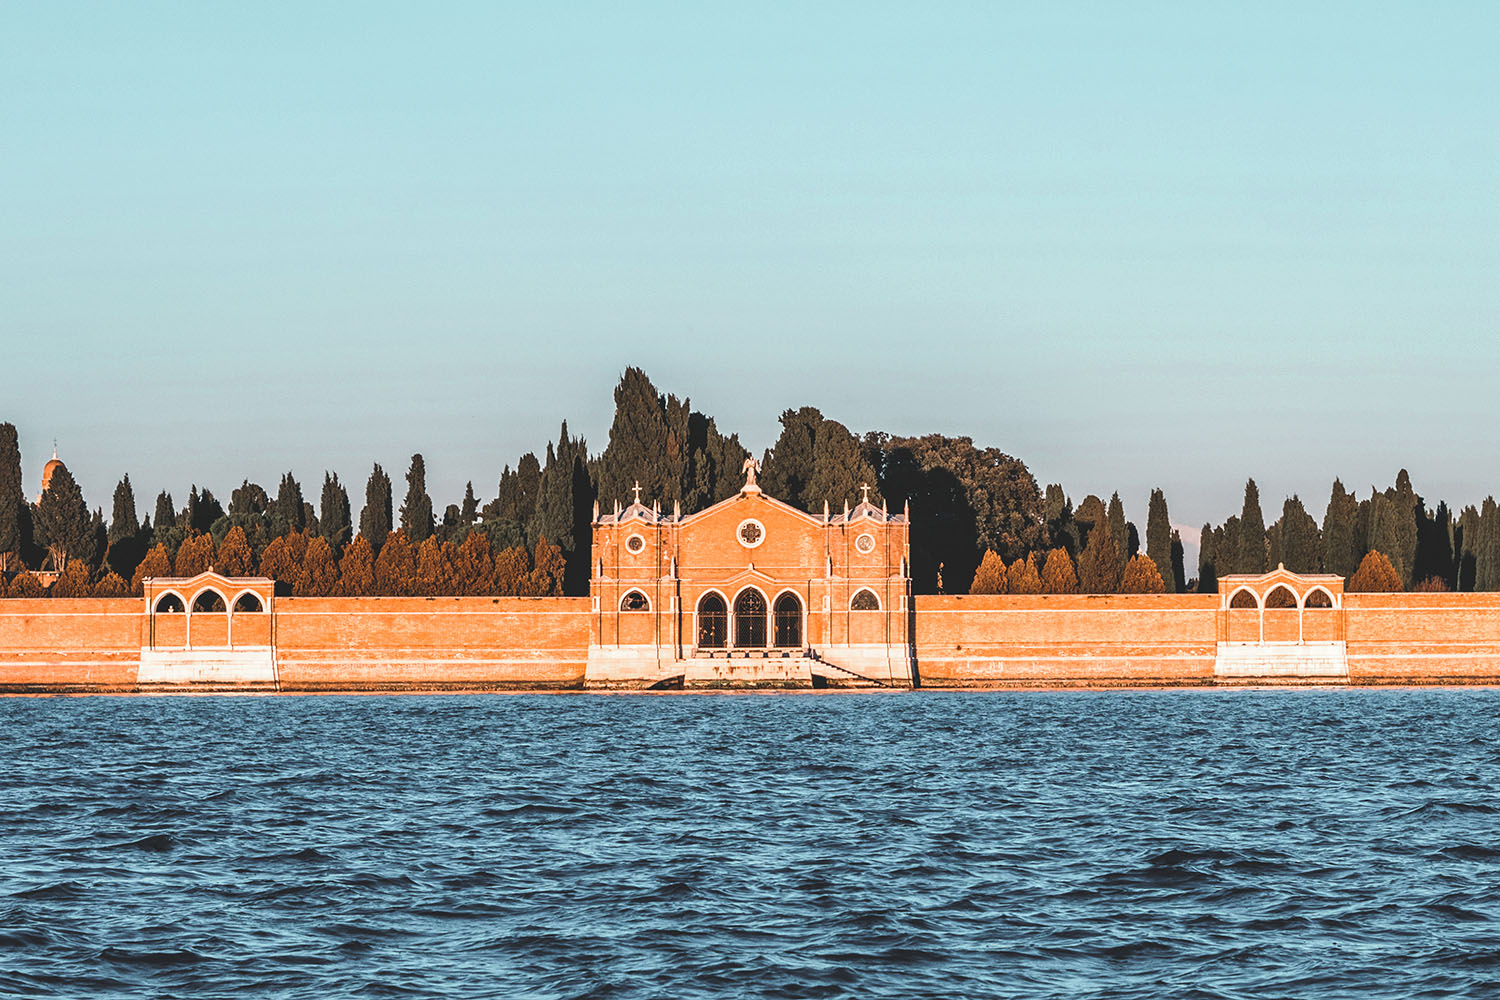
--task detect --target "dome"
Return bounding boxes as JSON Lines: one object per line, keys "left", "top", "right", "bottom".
{"left": 40, "top": 446, "right": 62, "bottom": 495}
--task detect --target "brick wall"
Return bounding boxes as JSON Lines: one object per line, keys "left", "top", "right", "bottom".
{"left": 0, "top": 598, "right": 141, "bottom": 691}
{"left": 1345, "top": 593, "right": 1500, "bottom": 683}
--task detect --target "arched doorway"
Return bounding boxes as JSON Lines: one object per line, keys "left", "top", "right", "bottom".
{"left": 773, "top": 592, "right": 802, "bottom": 649}
{"left": 696, "top": 593, "right": 727, "bottom": 649}
{"left": 734, "top": 588, "right": 767, "bottom": 648}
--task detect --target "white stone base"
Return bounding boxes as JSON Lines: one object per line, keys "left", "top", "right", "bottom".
{"left": 1214, "top": 642, "right": 1349, "bottom": 681}
{"left": 138, "top": 647, "right": 278, "bottom": 685}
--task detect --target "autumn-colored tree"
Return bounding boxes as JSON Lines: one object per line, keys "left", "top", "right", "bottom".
{"left": 1006, "top": 553, "right": 1042, "bottom": 594}
{"left": 260, "top": 532, "right": 311, "bottom": 594}
{"left": 454, "top": 531, "right": 495, "bottom": 595}
{"left": 969, "top": 550, "right": 1008, "bottom": 595}
{"left": 8, "top": 572, "right": 46, "bottom": 598}
{"left": 130, "top": 544, "right": 173, "bottom": 596}
{"left": 412, "top": 537, "right": 458, "bottom": 596}
{"left": 530, "top": 537, "right": 566, "bottom": 596}
{"left": 492, "top": 545, "right": 533, "bottom": 595}
{"left": 173, "top": 531, "right": 215, "bottom": 577}
{"left": 297, "top": 536, "right": 339, "bottom": 596}
{"left": 1076, "top": 516, "right": 1121, "bottom": 593}
{"left": 1412, "top": 575, "right": 1450, "bottom": 593}
{"left": 374, "top": 531, "right": 416, "bottom": 595}
{"left": 337, "top": 536, "right": 375, "bottom": 596}
{"left": 1119, "top": 554, "right": 1167, "bottom": 594}
{"left": 50, "top": 559, "right": 93, "bottom": 597}
{"left": 1347, "top": 550, "right": 1403, "bottom": 593}
{"left": 1039, "top": 547, "right": 1078, "bottom": 595}
{"left": 93, "top": 572, "right": 129, "bottom": 597}
{"left": 216, "top": 526, "right": 254, "bottom": 576}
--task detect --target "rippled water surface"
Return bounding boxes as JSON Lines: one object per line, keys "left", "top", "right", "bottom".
{"left": 4, "top": 690, "right": 1500, "bottom": 998}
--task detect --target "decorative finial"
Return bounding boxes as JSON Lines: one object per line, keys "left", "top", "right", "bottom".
{"left": 673, "top": 499, "right": 680, "bottom": 519}
{"left": 632, "top": 481, "right": 642, "bottom": 504}
{"left": 823, "top": 499, "right": 830, "bottom": 522}
{"left": 861, "top": 483, "right": 870, "bottom": 503}
{"left": 52, "top": 440, "right": 58, "bottom": 459}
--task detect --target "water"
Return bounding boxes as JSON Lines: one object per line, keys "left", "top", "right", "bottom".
{"left": 2, "top": 690, "right": 1499, "bottom": 999}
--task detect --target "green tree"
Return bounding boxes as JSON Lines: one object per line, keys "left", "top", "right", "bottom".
{"left": 460, "top": 482, "right": 478, "bottom": 525}
{"left": 1169, "top": 530, "right": 1186, "bottom": 592}
{"left": 1457, "top": 504, "right": 1480, "bottom": 591}
{"left": 0, "top": 423, "right": 22, "bottom": 573}
{"left": 229, "top": 480, "right": 270, "bottom": 517}
{"left": 1076, "top": 515, "right": 1121, "bottom": 593}
{"left": 1238, "top": 479, "right": 1267, "bottom": 575}
{"left": 1197, "top": 524, "right": 1218, "bottom": 593}
{"left": 34, "top": 462, "right": 94, "bottom": 572}
{"left": 359, "top": 464, "right": 392, "bottom": 552}
{"left": 271, "top": 472, "right": 305, "bottom": 537}
{"left": 1145, "top": 488, "right": 1174, "bottom": 593}
{"left": 1279, "top": 496, "right": 1320, "bottom": 572}
{"left": 108, "top": 475, "right": 137, "bottom": 544}
{"left": 320, "top": 472, "right": 352, "bottom": 549}
{"left": 529, "top": 423, "right": 593, "bottom": 595}
{"left": 1107, "top": 492, "right": 1128, "bottom": 573}
{"left": 1320, "top": 479, "right": 1361, "bottom": 579}
{"left": 399, "top": 454, "right": 433, "bottom": 543}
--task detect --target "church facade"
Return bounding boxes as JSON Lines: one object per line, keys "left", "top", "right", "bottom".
{"left": 584, "top": 463, "right": 915, "bottom": 688}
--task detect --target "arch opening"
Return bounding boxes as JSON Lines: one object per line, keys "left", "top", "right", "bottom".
{"left": 734, "top": 588, "right": 768, "bottom": 648}
{"left": 850, "top": 589, "right": 880, "bottom": 612}
{"left": 232, "top": 593, "right": 264, "bottom": 613}
{"left": 773, "top": 592, "right": 802, "bottom": 649}
{"left": 154, "top": 593, "right": 184, "bottom": 614}
{"left": 1305, "top": 588, "right": 1333, "bottom": 609}
{"left": 620, "top": 590, "right": 650, "bottom": 612}
{"left": 1265, "top": 585, "right": 1298, "bottom": 609}
{"left": 696, "top": 593, "right": 727, "bottom": 649}
{"left": 1228, "top": 589, "right": 1259, "bottom": 610}
{"left": 192, "top": 590, "right": 226, "bottom": 613}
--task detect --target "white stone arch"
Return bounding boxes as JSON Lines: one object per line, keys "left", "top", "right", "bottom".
{"left": 1224, "top": 586, "right": 1262, "bottom": 611}
{"left": 230, "top": 589, "right": 266, "bottom": 614}
{"left": 732, "top": 585, "right": 770, "bottom": 648}
{"left": 694, "top": 587, "right": 730, "bottom": 650}
{"left": 152, "top": 589, "right": 187, "bottom": 614}
{"left": 1301, "top": 585, "right": 1339, "bottom": 610}
{"left": 190, "top": 587, "right": 228, "bottom": 613}
{"left": 619, "top": 588, "right": 651, "bottom": 612}
{"left": 770, "top": 587, "right": 805, "bottom": 649}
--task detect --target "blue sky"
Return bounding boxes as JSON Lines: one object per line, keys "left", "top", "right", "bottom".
{"left": 3, "top": 3, "right": 1496, "bottom": 545}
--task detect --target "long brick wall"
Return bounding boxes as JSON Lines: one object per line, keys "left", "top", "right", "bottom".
{"left": 7, "top": 592, "right": 1500, "bottom": 692}
{"left": 273, "top": 596, "right": 590, "bottom": 691}
{"left": 912, "top": 594, "right": 1221, "bottom": 687}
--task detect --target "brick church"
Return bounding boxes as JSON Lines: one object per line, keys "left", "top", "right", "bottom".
{"left": 584, "top": 459, "right": 915, "bottom": 688}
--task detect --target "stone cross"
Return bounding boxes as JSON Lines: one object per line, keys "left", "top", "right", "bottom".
{"left": 632, "top": 481, "right": 642, "bottom": 504}
{"left": 860, "top": 483, "right": 871, "bottom": 503}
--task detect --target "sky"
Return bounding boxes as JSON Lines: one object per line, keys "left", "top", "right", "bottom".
{"left": 3, "top": 3, "right": 1496, "bottom": 554}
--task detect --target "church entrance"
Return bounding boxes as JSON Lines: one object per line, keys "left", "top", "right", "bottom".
{"left": 696, "top": 593, "right": 727, "bottom": 649}
{"left": 734, "top": 588, "right": 767, "bottom": 648}
{"left": 773, "top": 592, "right": 802, "bottom": 649}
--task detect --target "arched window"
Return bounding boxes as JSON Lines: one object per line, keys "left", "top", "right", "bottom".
{"left": 620, "top": 590, "right": 650, "bottom": 612}
{"left": 1229, "top": 589, "right": 1258, "bottom": 609}
{"left": 154, "top": 593, "right": 185, "bottom": 614}
{"left": 233, "top": 593, "right": 264, "bottom": 613}
{"left": 850, "top": 589, "right": 880, "bottom": 611}
{"left": 1265, "top": 585, "right": 1297, "bottom": 609}
{"left": 734, "top": 588, "right": 767, "bottom": 647}
{"left": 697, "top": 593, "right": 727, "bottom": 649}
{"left": 192, "top": 590, "right": 226, "bottom": 613}
{"left": 773, "top": 592, "right": 802, "bottom": 648}
{"left": 1305, "top": 588, "right": 1333, "bottom": 609}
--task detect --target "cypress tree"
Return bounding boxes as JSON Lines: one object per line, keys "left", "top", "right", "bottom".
{"left": 229, "top": 480, "right": 270, "bottom": 517}
{"left": 1348, "top": 550, "right": 1403, "bottom": 593}
{"left": 460, "top": 482, "right": 478, "bottom": 525}
{"left": 969, "top": 550, "right": 1007, "bottom": 594}
{"left": 1170, "top": 530, "right": 1186, "bottom": 592}
{"left": 1279, "top": 496, "right": 1320, "bottom": 573}
{"left": 0, "top": 423, "right": 21, "bottom": 573}
{"left": 1457, "top": 504, "right": 1480, "bottom": 591}
{"left": 1197, "top": 524, "right": 1218, "bottom": 593}
{"left": 153, "top": 491, "right": 176, "bottom": 533}
{"left": 1107, "top": 492, "right": 1128, "bottom": 573}
{"left": 319, "top": 472, "right": 352, "bottom": 549}
{"left": 805, "top": 420, "right": 880, "bottom": 511}
{"left": 299, "top": 537, "right": 339, "bottom": 597}
{"left": 1146, "top": 488, "right": 1174, "bottom": 593}
{"left": 1076, "top": 516, "right": 1121, "bottom": 593}
{"left": 129, "top": 544, "right": 172, "bottom": 595}
{"left": 34, "top": 463, "right": 95, "bottom": 572}
{"left": 217, "top": 526, "right": 254, "bottom": 576}
{"left": 272, "top": 472, "right": 305, "bottom": 537}
{"left": 761, "top": 407, "right": 822, "bottom": 510}
{"left": 530, "top": 422, "right": 594, "bottom": 594}
{"left": 399, "top": 454, "right": 433, "bottom": 543}
{"left": 1074, "top": 495, "right": 1107, "bottom": 554}
{"left": 108, "top": 475, "right": 138, "bottom": 544}
{"left": 1238, "top": 479, "right": 1267, "bottom": 575}
{"left": 1479, "top": 498, "right": 1500, "bottom": 592}
{"left": 360, "top": 464, "right": 392, "bottom": 552}
{"left": 1321, "top": 479, "right": 1360, "bottom": 579}
{"left": 1039, "top": 547, "right": 1078, "bottom": 594}
{"left": 1006, "top": 554, "right": 1042, "bottom": 595}
{"left": 1120, "top": 554, "right": 1167, "bottom": 594}
{"left": 337, "top": 537, "right": 375, "bottom": 596}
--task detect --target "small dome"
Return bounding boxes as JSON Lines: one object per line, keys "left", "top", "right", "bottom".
{"left": 40, "top": 447, "right": 62, "bottom": 494}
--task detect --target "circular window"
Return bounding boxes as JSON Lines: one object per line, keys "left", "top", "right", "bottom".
{"left": 625, "top": 533, "right": 645, "bottom": 554}
{"left": 855, "top": 533, "right": 876, "bottom": 554}
{"left": 737, "top": 519, "right": 765, "bottom": 548}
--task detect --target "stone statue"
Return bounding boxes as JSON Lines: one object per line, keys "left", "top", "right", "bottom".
{"left": 741, "top": 456, "right": 760, "bottom": 490}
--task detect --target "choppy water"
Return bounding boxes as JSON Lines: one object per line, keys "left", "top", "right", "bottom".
{"left": 3, "top": 690, "right": 1500, "bottom": 998}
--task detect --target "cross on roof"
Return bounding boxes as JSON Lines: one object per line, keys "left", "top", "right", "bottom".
{"left": 860, "top": 483, "right": 871, "bottom": 503}
{"left": 632, "top": 481, "right": 642, "bottom": 504}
